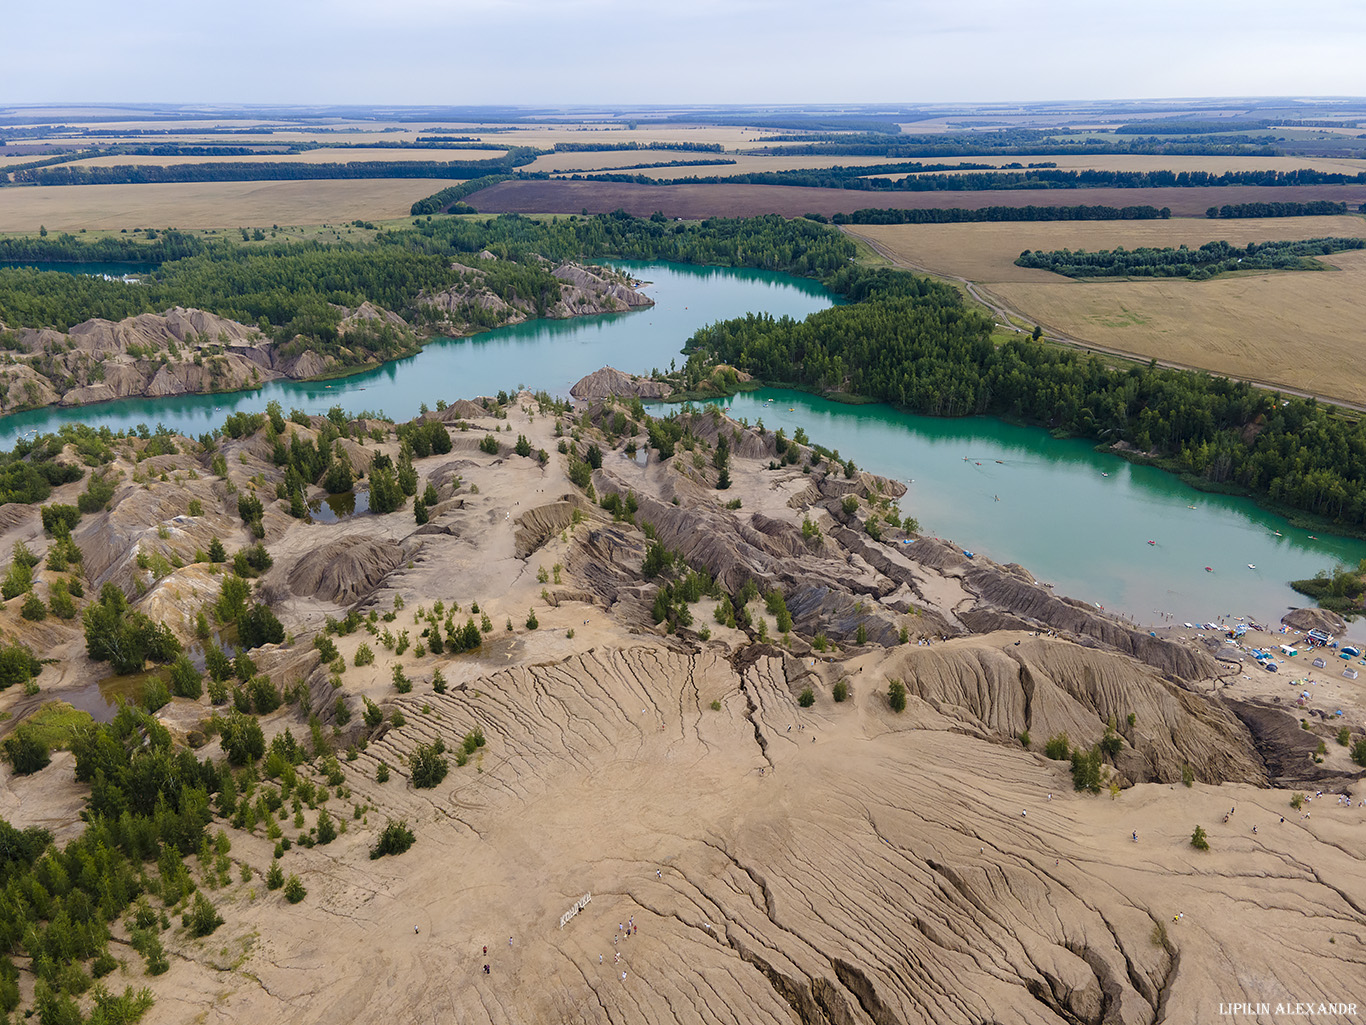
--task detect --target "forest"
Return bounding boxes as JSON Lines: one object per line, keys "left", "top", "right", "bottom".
{"left": 1015, "top": 236, "right": 1365, "bottom": 279}
{"left": 0, "top": 230, "right": 205, "bottom": 265}
{"left": 0, "top": 213, "right": 855, "bottom": 371}
{"left": 684, "top": 262, "right": 1366, "bottom": 528}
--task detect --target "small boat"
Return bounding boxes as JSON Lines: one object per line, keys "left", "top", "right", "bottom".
{"left": 1308, "top": 535, "right": 1318, "bottom": 540}
{"left": 1147, "top": 540, "right": 1156, "bottom": 546}
{"left": 1205, "top": 566, "right": 1214, "bottom": 573}
{"left": 1247, "top": 563, "right": 1256, "bottom": 570}
{"left": 995, "top": 460, "right": 1004, "bottom": 464}
{"left": 1272, "top": 531, "right": 1282, "bottom": 537}
{"left": 1101, "top": 472, "right": 1108, "bottom": 477}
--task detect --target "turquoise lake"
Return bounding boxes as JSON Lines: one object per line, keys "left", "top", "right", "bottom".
{"left": 2, "top": 260, "right": 1361, "bottom": 629}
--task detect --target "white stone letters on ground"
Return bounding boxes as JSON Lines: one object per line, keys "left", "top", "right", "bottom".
{"left": 559, "top": 892, "right": 591, "bottom": 929}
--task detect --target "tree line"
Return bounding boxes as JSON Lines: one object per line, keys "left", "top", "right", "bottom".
{"left": 684, "top": 263, "right": 1366, "bottom": 529}
{"left": 12, "top": 149, "right": 543, "bottom": 186}
{"left": 828, "top": 204, "right": 1173, "bottom": 225}
{"left": 551, "top": 141, "right": 724, "bottom": 153}
{"left": 1016, "top": 237, "right": 1365, "bottom": 279}
{"left": 1207, "top": 201, "right": 1352, "bottom": 218}
{"left": 568, "top": 164, "right": 1366, "bottom": 193}
{"left": 744, "top": 127, "right": 1284, "bottom": 158}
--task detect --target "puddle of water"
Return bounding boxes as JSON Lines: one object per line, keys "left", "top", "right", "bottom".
{"left": 308, "top": 489, "right": 370, "bottom": 524}
{"left": 66, "top": 668, "right": 169, "bottom": 723}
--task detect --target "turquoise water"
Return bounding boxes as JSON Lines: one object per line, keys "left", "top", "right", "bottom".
{"left": 0, "top": 261, "right": 834, "bottom": 444}
{"left": 0, "top": 259, "right": 1359, "bottom": 628}
{"left": 711, "top": 390, "right": 1366, "bottom": 629}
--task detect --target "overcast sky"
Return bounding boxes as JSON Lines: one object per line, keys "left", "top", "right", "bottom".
{"left": 4, "top": 0, "right": 1365, "bottom": 107}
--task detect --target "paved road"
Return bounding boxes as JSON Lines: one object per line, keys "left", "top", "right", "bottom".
{"left": 845, "top": 228, "right": 1366, "bottom": 416}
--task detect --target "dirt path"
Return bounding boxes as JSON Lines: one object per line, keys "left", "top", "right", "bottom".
{"left": 845, "top": 227, "right": 1366, "bottom": 415}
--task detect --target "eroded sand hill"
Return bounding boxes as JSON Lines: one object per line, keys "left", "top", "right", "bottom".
{"left": 0, "top": 387, "right": 1363, "bottom": 1024}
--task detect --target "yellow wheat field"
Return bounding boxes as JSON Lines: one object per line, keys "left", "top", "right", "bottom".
{"left": 0, "top": 179, "right": 452, "bottom": 232}
{"left": 989, "top": 250, "right": 1366, "bottom": 404}
{"left": 845, "top": 216, "right": 1366, "bottom": 281}
{"left": 846, "top": 218, "right": 1366, "bottom": 404}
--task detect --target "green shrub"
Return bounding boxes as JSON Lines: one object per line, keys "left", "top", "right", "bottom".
{"left": 1070, "top": 745, "right": 1103, "bottom": 793}
{"left": 1352, "top": 738, "right": 1366, "bottom": 768}
{"left": 20, "top": 591, "right": 47, "bottom": 621}
{"left": 169, "top": 655, "right": 203, "bottom": 699}
{"left": 376, "top": 761, "right": 390, "bottom": 783}
{"left": 409, "top": 742, "right": 448, "bottom": 789}
{"left": 1099, "top": 729, "right": 1123, "bottom": 757}
{"left": 354, "top": 643, "right": 375, "bottom": 667}
{"left": 1019, "top": 730, "right": 1031, "bottom": 748}
{"left": 370, "top": 819, "right": 416, "bottom": 859}
{"left": 832, "top": 679, "right": 848, "bottom": 703}
{"left": 1044, "top": 733, "right": 1070, "bottom": 760}
{"left": 798, "top": 687, "right": 815, "bottom": 708}
{"left": 185, "top": 892, "right": 223, "bottom": 937}
{"left": 3, "top": 726, "right": 50, "bottom": 775}
{"left": 316, "top": 810, "right": 336, "bottom": 845}
{"left": 284, "top": 875, "right": 306, "bottom": 903}
{"left": 887, "top": 678, "right": 906, "bottom": 713}
{"left": 1190, "top": 825, "right": 1209, "bottom": 851}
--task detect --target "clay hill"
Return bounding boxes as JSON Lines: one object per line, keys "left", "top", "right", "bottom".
{"left": 0, "top": 385, "right": 1362, "bottom": 1025}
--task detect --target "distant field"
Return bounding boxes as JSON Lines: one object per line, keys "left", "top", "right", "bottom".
{"left": 10, "top": 121, "right": 780, "bottom": 152}
{"left": 844, "top": 215, "right": 1366, "bottom": 281}
{"left": 860, "top": 153, "right": 1366, "bottom": 177}
{"left": 989, "top": 250, "right": 1366, "bottom": 404}
{"left": 467, "top": 178, "right": 1366, "bottom": 218}
{"left": 845, "top": 216, "right": 1366, "bottom": 406}
{"left": 0, "top": 179, "right": 450, "bottom": 231}
{"left": 526, "top": 152, "right": 902, "bottom": 176}
{"left": 60, "top": 148, "right": 508, "bottom": 168}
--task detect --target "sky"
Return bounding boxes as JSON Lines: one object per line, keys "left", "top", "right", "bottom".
{"left": 3, "top": 0, "right": 1365, "bottom": 107}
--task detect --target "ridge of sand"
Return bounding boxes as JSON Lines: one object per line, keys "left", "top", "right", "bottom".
{"left": 1, "top": 388, "right": 1362, "bottom": 1024}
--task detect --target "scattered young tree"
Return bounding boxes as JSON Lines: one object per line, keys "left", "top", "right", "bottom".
{"left": 887, "top": 678, "right": 907, "bottom": 713}
{"left": 370, "top": 819, "right": 416, "bottom": 859}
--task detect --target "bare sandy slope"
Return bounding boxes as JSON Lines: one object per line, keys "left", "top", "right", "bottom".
{"left": 1, "top": 394, "right": 1363, "bottom": 1025}
{"left": 146, "top": 645, "right": 1366, "bottom": 1025}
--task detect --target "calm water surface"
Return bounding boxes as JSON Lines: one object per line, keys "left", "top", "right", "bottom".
{"left": 2, "top": 260, "right": 1360, "bottom": 630}
{"left": 711, "top": 390, "right": 1366, "bottom": 631}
